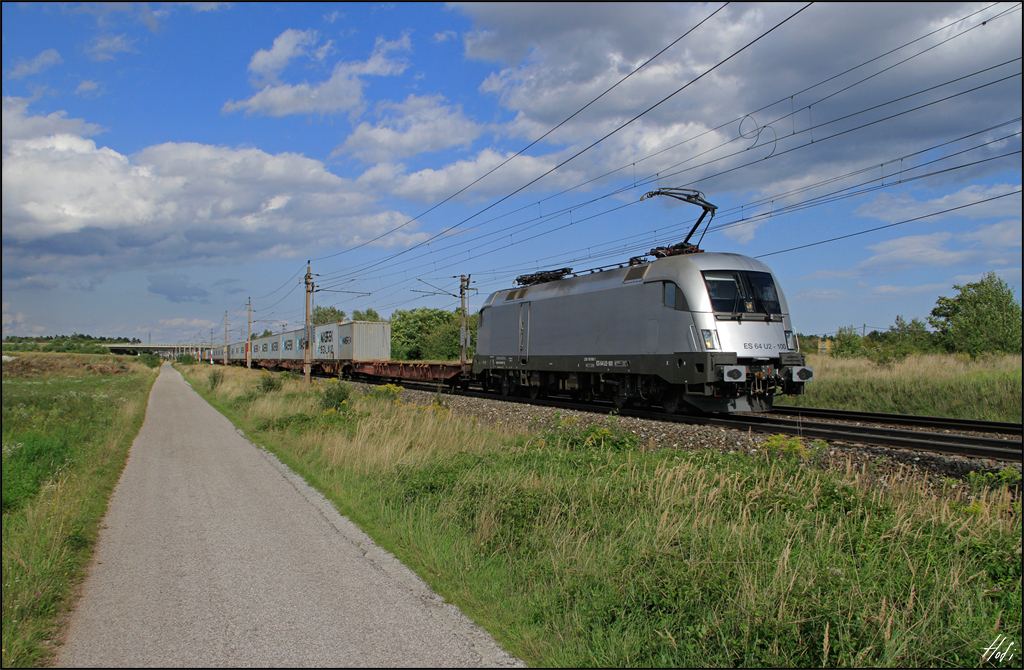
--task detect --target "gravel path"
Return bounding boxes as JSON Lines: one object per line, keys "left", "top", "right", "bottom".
{"left": 58, "top": 364, "right": 523, "bottom": 668}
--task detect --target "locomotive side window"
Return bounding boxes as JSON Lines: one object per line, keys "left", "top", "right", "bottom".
{"left": 663, "top": 282, "right": 687, "bottom": 311}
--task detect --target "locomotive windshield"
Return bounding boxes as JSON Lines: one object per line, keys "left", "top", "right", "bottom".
{"left": 702, "top": 270, "right": 781, "bottom": 315}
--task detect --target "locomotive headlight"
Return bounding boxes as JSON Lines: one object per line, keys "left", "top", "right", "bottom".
{"left": 785, "top": 330, "right": 797, "bottom": 351}
{"left": 701, "top": 329, "right": 719, "bottom": 350}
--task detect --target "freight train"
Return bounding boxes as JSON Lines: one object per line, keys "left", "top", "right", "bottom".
{"left": 211, "top": 189, "right": 813, "bottom": 414}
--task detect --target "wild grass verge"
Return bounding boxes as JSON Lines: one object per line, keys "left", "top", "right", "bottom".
{"left": 183, "top": 364, "right": 1022, "bottom": 667}
{"left": 2, "top": 353, "right": 157, "bottom": 668}
{"left": 775, "top": 353, "right": 1022, "bottom": 422}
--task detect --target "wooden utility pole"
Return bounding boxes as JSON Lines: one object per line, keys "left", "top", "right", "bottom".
{"left": 247, "top": 297, "right": 252, "bottom": 369}
{"left": 304, "top": 262, "right": 313, "bottom": 385}
{"left": 224, "top": 311, "right": 228, "bottom": 366}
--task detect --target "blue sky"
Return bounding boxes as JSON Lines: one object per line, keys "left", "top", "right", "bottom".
{"left": 2, "top": 2, "right": 1021, "bottom": 346}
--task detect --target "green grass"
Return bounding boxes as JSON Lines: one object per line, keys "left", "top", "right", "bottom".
{"left": 184, "top": 364, "right": 1022, "bottom": 668}
{"left": 2, "top": 432, "right": 71, "bottom": 515}
{"left": 2, "top": 353, "right": 156, "bottom": 668}
{"left": 776, "top": 353, "right": 1022, "bottom": 422}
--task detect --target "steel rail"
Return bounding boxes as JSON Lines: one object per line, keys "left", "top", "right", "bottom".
{"left": 771, "top": 405, "right": 1022, "bottom": 436}
{"left": 698, "top": 414, "right": 1022, "bottom": 462}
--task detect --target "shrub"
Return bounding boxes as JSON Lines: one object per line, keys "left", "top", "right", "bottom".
{"left": 320, "top": 379, "right": 352, "bottom": 410}
{"left": 208, "top": 369, "right": 224, "bottom": 390}
{"left": 967, "top": 467, "right": 1022, "bottom": 491}
{"left": 177, "top": 353, "right": 197, "bottom": 364}
{"left": 760, "top": 433, "right": 807, "bottom": 459}
{"left": 40, "top": 340, "right": 108, "bottom": 354}
{"left": 864, "top": 342, "right": 910, "bottom": 368}
{"left": 365, "top": 383, "right": 403, "bottom": 402}
{"left": 138, "top": 353, "right": 162, "bottom": 368}
{"left": 541, "top": 414, "right": 638, "bottom": 452}
{"left": 256, "top": 372, "right": 282, "bottom": 393}
{"left": 830, "top": 325, "right": 864, "bottom": 358}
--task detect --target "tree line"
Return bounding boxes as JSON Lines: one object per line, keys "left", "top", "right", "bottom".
{"left": 808, "top": 272, "right": 1022, "bottom": 362}
{"left": 2, "top": 333, "right": 142, "bottom": 353}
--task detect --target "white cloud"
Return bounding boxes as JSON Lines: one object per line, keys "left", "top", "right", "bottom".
{"left": 75, "top": 80, "right": 100, "bottom": 95}
{"left": 868, "top": 282, "right": 949, "bottom": 296}
{"left": 86, "top": 34, "right": 136, "bottom": 61}
{"left": 248, "top": 29, "right": 320, "bottom": 85}
{"left": 951, "top": 267, "right": 1024, "bottom": 287}
{"left": 338, "top": 94, "right": 483, "bottom": 163}
{"left": 356, "top": 147, "right": 582, "bottom": 205}
{"left": 2, "top": 100, "right": 428, "bottom": 279}
{"left": 186, "top": 3, "right": 231, "bottom": 12}
{"left": 13, "top": 276, "right": 60, "bottom": 291}
{"left": 440, "top": 2, "right": 1020, "bottom": 246}
{"left": 224, "top": 34, "right": 411, "bottom": 117}
{"left": 158, "top": 317, "right": 217, "bottom": 329}
{"left": 433, "top": 31, "right": 457, "bottom": 43}
{"left": 6, "top": 49, "right": 62, "bottom": 79}
{"left": 801, "top": 222, "right": 1021, "bottom": 281}
{"left": 860, "top": 233, "right": 965, "bottom": 272}
{"left": 794, "top": 288, "right": 848, "bottom": 301}
{"left": 855, "top": 184, "right": 1023, "bottom": 223}
{"left": 956, "top": 219, "right": 1023, "bottom": 249}
{"left": 2, "top": 302, "right": 29, "bottom": 332}
{"left": 2, "top": 97, "right": 105, "bottom": 142}
{"left": 721, "top": 219, "right": 766, "bottom": 245}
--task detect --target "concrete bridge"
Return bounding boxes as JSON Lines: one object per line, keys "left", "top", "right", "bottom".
{"left": 101, "top": 343, "right": 218, "bottom": 359}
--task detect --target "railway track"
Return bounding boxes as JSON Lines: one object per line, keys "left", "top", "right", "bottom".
{"left": 702, "top": 412, "right": 1022, "bottom": 462}
{"left": 359, "top": 377, "right": 1023, "bottom": 463}
{"left": 771, "top": 405, "right": 1021, "bottom": 436}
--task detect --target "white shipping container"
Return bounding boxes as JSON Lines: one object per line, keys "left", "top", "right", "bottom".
{"left": 314, "top": 323, "right": 340, "bottom": 361}
{"left": 340, "top": 321, "right": 391, "bottom": 360}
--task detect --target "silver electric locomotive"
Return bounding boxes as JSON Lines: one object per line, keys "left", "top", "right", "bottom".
{"left": 472, "top": 189, "right": 813, "bottom": 413}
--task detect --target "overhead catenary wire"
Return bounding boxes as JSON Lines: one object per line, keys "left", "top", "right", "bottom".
{"left": 313, "top": 1, "right": 1015, "bottom": 290}
{"left": 314, "top": 3, "right": 812, "bottom": 288}
{"left": 321, "top": 110, "right": 1021, "bottom": 304}
{"left": 220, "top": 3, "right": 1019, "bottom": 327}
{"left": 308, "top": 2, "right": 732, "bottom": 264}
{"left": 347, "top": 141, "right": 1021, "bottom": 313}
{"left": 755, "top": 189, "right": 1022, "bottom": 259}
{"left": 315, "top": 20, "right": 1020, "bottom": 296}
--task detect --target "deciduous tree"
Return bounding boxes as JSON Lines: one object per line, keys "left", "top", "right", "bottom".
{"left": 389, "top": 308, "right": 455, "bottom": 360}
{"left": 928, "top": 272, "right": 1022, "bottom": 357}
{"left": 312, "top": 306, "right": 346, "bottom": 325}
{"left": 352, "top": 308, "right": 380, "bottom": 321}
